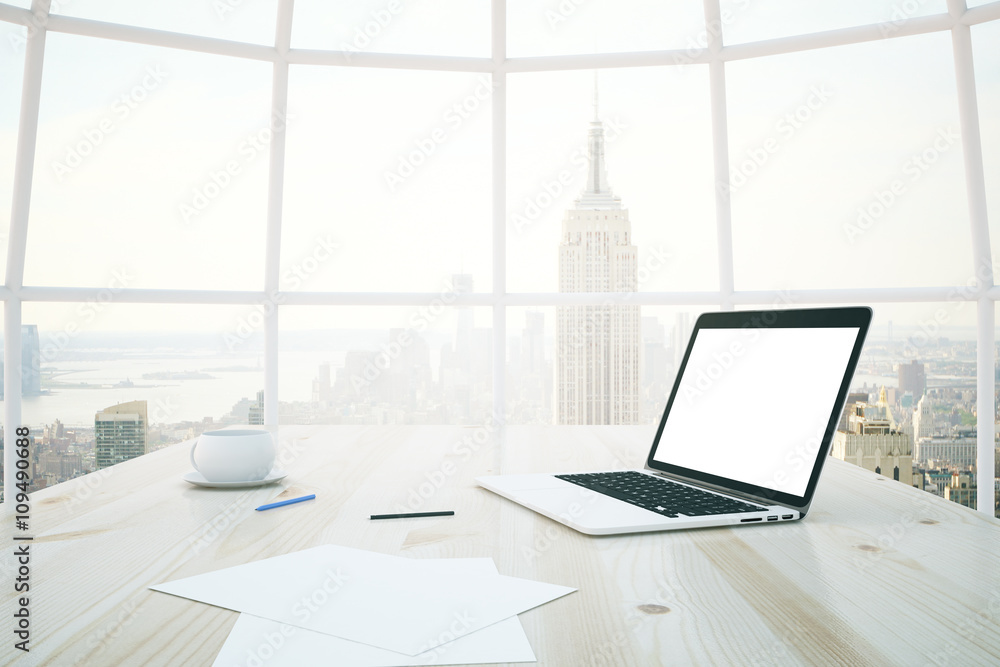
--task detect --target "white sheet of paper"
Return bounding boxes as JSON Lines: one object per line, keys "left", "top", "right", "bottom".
{"left": 151, "top": 545, "right": 574, "bottom": 656}
{"left": 213, "top": 614, "right": 535, "bottom": 667}
{"left": 211, "top": 559, "right": 536, "bottom": 667}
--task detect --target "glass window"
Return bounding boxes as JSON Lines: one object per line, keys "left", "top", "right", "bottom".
{"left": 19, "top": 301, "right": 265, "bottom": 489}
{"left": 972, "top": 21, "right": 1000, "bottom": 282}
{"left": 731, "top": 301, "right": 977, "bottom": 497}
{"left": 842, "top": 303, "right": 976, "bottom": 495}
{"left": 281, "top": 65, "right": 491, "bottom": 292}
{"left": 25, "top": 33, "right": 273, "bottom": 290}
{"left": 53, "top": 0, "right": 279, "bottom": 46}
{"left": 0, "top": 21, "right": 26, "bottom": 281}
{"left": 279, "top": 305, "right": 493, "bottom": 425}
{"left": 507, "top": 0, "right": 704, "bottom": 58}
{"left": 726, "top": 32, "right": 971, "bottom": 291}
{"left": 506, "top": 305, "right": 700, "bottom": 427}
{"left": 719, "top": 0, "right": 948, "bottom": 46}
{"left": 292, "top": 0, "right": 490, "bottom": 58}
{"left": 507, "top": 67, "right": 717, "bottom": 294}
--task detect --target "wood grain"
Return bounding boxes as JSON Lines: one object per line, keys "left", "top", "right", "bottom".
{"left": 2, "top": 425, "right": 999, "bottom": 666}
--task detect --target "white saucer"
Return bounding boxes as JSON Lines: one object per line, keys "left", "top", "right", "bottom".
{"left": 183, "top": 469, "right": 288, "bottom": 488}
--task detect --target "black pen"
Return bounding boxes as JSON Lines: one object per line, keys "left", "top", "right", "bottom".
{"left": 370, "top": 510, "right": 455, "bottom": 520}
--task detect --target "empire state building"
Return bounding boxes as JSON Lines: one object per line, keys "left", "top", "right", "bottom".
{"left": 555, "top": 87, "right": 641, "bottom": 425}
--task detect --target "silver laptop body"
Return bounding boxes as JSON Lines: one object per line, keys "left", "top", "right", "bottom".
{"left": 477, "top": 307, "right": 872, "bottom": 535}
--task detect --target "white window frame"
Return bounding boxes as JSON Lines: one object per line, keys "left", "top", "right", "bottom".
{"left": 1, "top": 0, "right": 998, "bottom": 514}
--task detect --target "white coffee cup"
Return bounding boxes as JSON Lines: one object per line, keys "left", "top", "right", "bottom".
{"left": 190, "top": 429, "right": 276, "bottom": 483}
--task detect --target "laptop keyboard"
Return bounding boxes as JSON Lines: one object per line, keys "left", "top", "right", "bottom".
{"left": 555, "top": 471, "right": 765, "bottom": 518}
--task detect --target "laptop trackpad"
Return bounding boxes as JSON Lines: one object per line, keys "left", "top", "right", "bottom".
{"left": 512, "top": 484, "right": 670, "bottom": 531}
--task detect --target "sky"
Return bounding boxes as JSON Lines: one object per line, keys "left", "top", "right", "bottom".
{"left": 0, "top": 0, "right": 998, "bottom": 336}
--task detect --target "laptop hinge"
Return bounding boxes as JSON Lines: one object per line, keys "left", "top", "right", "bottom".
{"left": 646, "top": 469, "right": 784, "bottom": 509}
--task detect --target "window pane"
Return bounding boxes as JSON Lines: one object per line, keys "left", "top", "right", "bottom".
{"left": 18, "top": 302, "right": 265, "bottom": 490}
{"left": 282, "top": 66, "right": 491, "bottom": 292}
{"left": 726, "top": 32, "right": 971, "bottom": 291}
{"left": 54, "top": 0, "right": 279, "bottom": 46}
{"left": 25, "top": 33, "right": 272, "bottom": 290}
{"left": 720, "top": 301, "right": 978, "bottom": 496}
{"left": 505, "top": 305, "right": 699, "bottom": 427}
{"left": 797, "top": 302, "right": 977, "bottom": 498}
{"left": 279, "top": 304, "right": 493, "bottom": 425}
{"left": 507, "top": 67, "right": 717, "bottom": 294}
{"left": 975, "top": 20, "right": 1000, "bottom": 516}
{"left": 508, "top": 0, "right": 704, "bottom": 57}
{"left": 0, "top": 21, "right": 26, "bottom": 281}
{"left": 292, "top": 0, "right": 490, "bottom": 57}
{"left": 719, "top": 0, "right": 947, "bottom": 46}
{"left": 972, "top": 21, "right": 1000, "bottom": 280}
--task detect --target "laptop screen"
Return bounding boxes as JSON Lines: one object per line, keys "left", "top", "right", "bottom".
{"left": 649, "top": 319, "right": 864, "bottom": 500}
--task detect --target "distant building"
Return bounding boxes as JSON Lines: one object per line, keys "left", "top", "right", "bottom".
{"left": 897, "top": 360, "right": 926, "bottom": 400}
{"left": 439, "top": 275, "right": 483, "bottom": 422}
{"left": 915, "top": 468, "right": 955, "bottom": 496}
{"left": 912, "top": 394, "right": 938, "bottom": 448}
{"left": 944, "top": 470, "right": 976, "bottom": 509}
{"left": 0, "top": 325, "right": 42, "bottom": 397}
{"left": 555, "top": 83, "right": 640, "bottom": 425}
{"left": 522, "top": 311, "right": 547, "bottom": 379}
{"left": 95, "top": 400, "right": 148, "bottom": 469}
{"left": 21, "top": 325, "right": 41, "bottom": 395}
{"left": 227, "top": 396, "right": 255, "bottom": 423}
{"left": 917, "top": 429, "right": 977, "bottom": 469}
{"left": 518, "top": 311, "right": 551, "bottom": 418}
{"left": 832, "top": 387, "right": 913, "bottom": 484}
{"left": 838, "top": 391, "right": 870, "bottom": 432}
{"left": 249, "top": 390, "right": 264, "bottom": 425}
{"left": 671, "top": 313, "right": 691, "bottom": 370}
{"left": 642, "top": 316, "right": 669, "bottom": 389}
{"left": 312, "top": 363, "right": 332, "bottom": 406}
{"left": 39, "top": 451, "right": 83, "bottom": 482}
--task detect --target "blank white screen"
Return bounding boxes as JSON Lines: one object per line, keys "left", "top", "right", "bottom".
{"left": 652, "top": 326, "right": 860, "bottom": 497}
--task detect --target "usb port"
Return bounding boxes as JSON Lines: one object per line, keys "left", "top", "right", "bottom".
{"left": 782, "top": 514, "right": 793, "bottom": 520}
{"left": 767, "top": 516, "right": 778, "bottom": 521}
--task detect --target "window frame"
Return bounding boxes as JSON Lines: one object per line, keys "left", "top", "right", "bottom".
{"left": 1, "top": 0, "right": 997, "bottom": 514}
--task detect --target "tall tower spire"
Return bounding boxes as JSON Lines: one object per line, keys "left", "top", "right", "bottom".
{"left": 576, "top": 70, "right": 621, "bottom": 210}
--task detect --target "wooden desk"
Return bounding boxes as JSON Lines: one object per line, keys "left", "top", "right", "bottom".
{"left": 4, "top": 425, "right": 1000, "bottom": 666}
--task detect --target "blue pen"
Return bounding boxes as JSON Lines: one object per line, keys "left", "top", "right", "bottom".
{"left": 255, "top": 493, "right": 316, "bottom": 511}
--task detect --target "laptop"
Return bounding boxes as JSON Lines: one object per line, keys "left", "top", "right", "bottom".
{"left": 477, "top": 306, "right": 872, "bottom": 535}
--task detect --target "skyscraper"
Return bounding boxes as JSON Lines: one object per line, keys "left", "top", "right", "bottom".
{"left": 21, "top": 324, "right": 41, "bottom": 395}
{"left": 249, "top": 390, "right": 264, "bottom": 425}
{"left": 831, "top": 387, "right": 912, "bottom": 484}
{"left": 898, "top": 360, "right": 926, "bottom": 400}
{"left": 95, "top": 400, "right": 148, "bottom": 469}
{"left": 555, "top": 82, "right": 640, "bottom": 424}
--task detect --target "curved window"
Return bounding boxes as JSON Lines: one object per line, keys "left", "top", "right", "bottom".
{"left": 1, "top": 1, "right": 997, "bottom": 516}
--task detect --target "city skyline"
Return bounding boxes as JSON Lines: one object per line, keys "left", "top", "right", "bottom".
{"left": 6, "top": 313, "right": 993, "bottom": 515}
